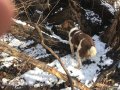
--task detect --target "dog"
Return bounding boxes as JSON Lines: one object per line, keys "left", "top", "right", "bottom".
{"left": 69, "top": 27, "right": 97, "bottom": 68}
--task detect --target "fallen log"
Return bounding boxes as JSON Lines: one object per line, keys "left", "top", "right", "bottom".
{"left": 0, "top": 41, "right": 90, "bottom": 90}
{"left": 91, "top": 60, "right": 119, "bottom": 89}
{"left": 10, "top": 21, "right": 70, "bottom": 58}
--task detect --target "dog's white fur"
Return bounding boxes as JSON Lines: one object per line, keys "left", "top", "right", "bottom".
{"left": 76, "top": 38, "right": 85, "bottom": 67}
{"left": 87, "top": 46, "right": 97, "bottom": 57}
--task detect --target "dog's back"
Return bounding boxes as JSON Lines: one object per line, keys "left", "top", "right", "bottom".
{"left": 69, "top": 27, "right": 97, "bottom": 68}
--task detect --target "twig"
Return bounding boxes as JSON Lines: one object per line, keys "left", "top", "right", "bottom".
{"left": 91, "top": 83, "right": 116, "bottom": 90}
{"left": 0, "top": 41, "right": 90, "bottom": 90}
{"left": 35, "top": 24, "right": 74, "bottom": 90}
{"left": 19, "top": 0, "right": 31, "bottom": 22}
{"left": 36, "top": 0, "right": 50, "bottom": 24}
{"left": 39, "top": 0, "right": 61, "bottom": 24}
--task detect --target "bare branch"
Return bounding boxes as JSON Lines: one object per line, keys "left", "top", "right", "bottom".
{"left": 35, "top": 24, "right": 74, "bottom": 90}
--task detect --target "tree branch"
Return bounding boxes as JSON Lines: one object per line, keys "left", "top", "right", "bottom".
{"left": 35, "top": 24, "right": 74, "bottom": 90}
{"left": 0, "top": 41, "right": 90, "bottom": 90}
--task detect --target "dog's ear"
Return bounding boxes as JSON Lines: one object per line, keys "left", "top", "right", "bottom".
{"left": 0, "top": 0, "right": 15, "bottom": 36}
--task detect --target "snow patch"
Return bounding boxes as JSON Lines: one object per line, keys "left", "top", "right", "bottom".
{"left": 42, "top": 25, "right": 69, "bottom": 44}
{"left": 36, "top": 10, "right": 43, "bottom": 14}
{"left": 48, "top": 35, "right": 113, "bottom": 87}
{"left": 114, "top": 0, "right": 120, "bottom": 10}
{"left": 51, "top": 33, "right": 69, "bottom": 44}
{"left": 85, "top": 10, "right": 102, "bottom": 25}
{"left": 13, "top": 19, "right": 26, "bottom": 26}
{"left": 24, "top": 44, "right": 50, "bottom": 59}
{"left": 0, "top": 34, "right": 49, "bottom": 59}
{"left": 8, "top": 77, "right": 27, "bottom": 87}
{"left": 0, "top": 57, "right": 17, "bottom": 68}
{"left": 2, "top": 78, "right": 10, "bottom": 85}
{"left": 21, "top": 67, "right": 58, "bottom": 86}
{"left": 101, "top": 1, "right": 115, "bottom": 15}
{"left": 0, "top": 34, "right": 113, "bottom": 87}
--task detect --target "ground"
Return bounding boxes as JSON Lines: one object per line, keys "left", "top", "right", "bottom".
{"left": 0, "top": 20, "right": 118, "bottom": 89}
{"left": 1, "top": 0, "right": 120, "bottom": 90}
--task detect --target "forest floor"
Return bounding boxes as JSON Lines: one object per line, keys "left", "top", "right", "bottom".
{"left": 1, "top": 0, "right": 120, "bottom": 90}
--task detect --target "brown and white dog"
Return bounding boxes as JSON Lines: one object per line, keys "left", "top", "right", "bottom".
{"left": 69, "top": 27, "right": 97, "bottom": 68}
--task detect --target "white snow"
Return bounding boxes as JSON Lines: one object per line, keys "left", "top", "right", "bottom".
{"left": 13, "top": 19, "right": 27, "bottom": 26}
{"left": 0, "top": 19, "right": 116, "bottom": 89}
{"left": 24, "top": 44, "right": 50, "bottom": 59}
{"left": 21, "top": 67, "right": 58, "bottom": 86}
{"left": 54, "top": 7, "right": 63, "bottom": 14}
{"left": 118, "top": 85, "right": 120, "bottom": 90}
{"left": 12, "top": 19, "right": 35, "bottom": 30}
{"left": 114, "top": 0, "right": 120, "bottom": 10}
{"left": 85, "top": 2, "right": 115, "bottom": 25}
{"left": 42, "top": 25, "right": 69, "bottom": 44}
{"left": 0, "top": 56, "right": 17, "bottom": 68}
{"left": 101, "top": 1, "right": 115, "bottom": 15}
{"left": 2, "top": 78, "right": 10, "bottom": 85}
{"left": 61, "top": 87, "right": 77, "bottom": 90}
{"left": 51, "top": 33, "right": 69, "bottom": 44}
{"left": 0, "top": 33, "right": 114, "bottom": 88}
{"left": 48, "top": 35, "right": 113, "bottom": 87}
{"left": 85, "top": 10, "right": 102, "bottom": 25}
{"left": 8, "top": 77, "right": 27, "bottom": 88}
{"left": 118, "top": 61, "right": 120, "bottom": 68}
{"left": 0, "top": 34, "right": 49, "bottom": 59}
{"left": 12, "top": 36, "right": 112, "bottom": 87}
{"left": 1, "top": 52, "right": 10, "bottom": 57}
{"left": 36, "top": 10, "right": 43, "bottom": 15}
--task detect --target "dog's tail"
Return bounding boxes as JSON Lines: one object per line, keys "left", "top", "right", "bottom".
{"left": 87, "top": 46, "right": 97, "bottom": 57}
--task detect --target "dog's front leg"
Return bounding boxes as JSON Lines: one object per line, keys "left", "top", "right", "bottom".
{"left": 75, "top": 50, "right": 82, "bottom": 69}
{"left": 75, "top": 38, "right": 84, "bottom": 69}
